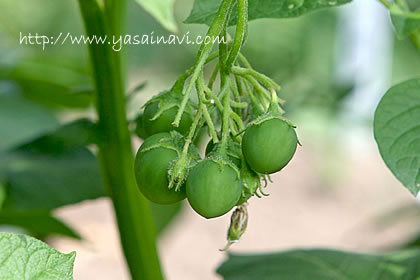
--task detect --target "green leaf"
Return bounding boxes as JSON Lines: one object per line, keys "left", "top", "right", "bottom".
{"left": 404, "top": 231, "right": 420, "bottom": 248}
{"left": 185, "top": 0, "right": 352, "bottom": 26}
{"left": 3, "top": 61, "right": 93, "bottom": 109}
{"left": 217, "top": 249, "right": 420, "bottom": 279}
{"left": 374, "top": 78, "right": 420, "bottom": 197}
{"left": 135, "top": 0, "right": 178, "bottom": 32}
{"left": 390, "top": 5, "right": 420, "bottom": 39}
{"left": 16, "top": 118, "right": 99, "bottom": 154}
{"left": 0, "top": 118, "right": 181, "bottom": 236}
{"left": 0, "top": 119, "right": 105, "bottom": 211}
{"left": 2, "top": 148, "right": 105, "bottom": 211}
{"left": 0, "top": 211, "right": 81, "bottom": 240}
{"left": 0, "top": 95, "right": 59, "bottom": 152}
{"left": 0, "top": 233, "right": 75, "bottom": 280}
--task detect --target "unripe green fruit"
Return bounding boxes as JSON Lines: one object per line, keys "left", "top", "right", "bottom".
{"left": 186, "top": 159, "right": 241, "bottom": 219}
{"left": 143, "top": 102, "right": 193, "bottom": 137}
{"left": 134, "top": 133, "right": 186, "bottom": 204}
{"left": 242, "top": 118, "right": 297, "bottom": 174}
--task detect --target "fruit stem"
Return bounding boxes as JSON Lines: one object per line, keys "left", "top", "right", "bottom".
{"left": 232, "top": 66, "right": 280, "bottom": 91}
{"left": 77, "top": 0, "right": 163, "bottom": 279}
{"left": 238, "top": 53, "right": 252, "bottom": 68}
{"left": 196, "top": 74, "right": 219, "bottom": 143}
{"left": 226, "top": 0, "right": 248, "bottom": 70}
{"left": 172, "top": 0, "right": 235, "bottom": 127}
{"left": 230, "top": 111, "right": 245, "bottom": 130}
{"left": 268, "top": 89, "right": 285, "bottom": 115}
{"left": 208, "top": 63, "right": 220, "bottom": 89}
{"left": 172, "top": 52, "right": 220, "bottom": 93}
{"left": 168, "top": 107, "right": 204, "bottom": 191}
{"left": 168, "top": 108, "right": 204, "bottom": 191}
{"left": 243, "top": 76, "right": 271, "bottom": 109}
{"left": 230, "top": 100, "right": 248, "bottom": 108}
{"left": 230, "top": 82, "right": 242, "bottom": 106}
{"left": 241, "top": 78, "right": 265, "bottom": 116}
{"left": 203, "top": 84, "right": 224, "bottom": 112}
{"left": 221, "top": 78, "right": 232, "bottom": 145}
{"left": 219, "top": 19, "right": 232, "bottom": 151}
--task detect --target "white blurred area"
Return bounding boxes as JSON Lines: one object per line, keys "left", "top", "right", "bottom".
{"left": 50, "top": 0, "right": 420, "bottom": 279}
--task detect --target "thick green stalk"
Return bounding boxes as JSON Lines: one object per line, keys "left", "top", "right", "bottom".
{"left": 77, "top": 1, "right": 163, "bottom": 279}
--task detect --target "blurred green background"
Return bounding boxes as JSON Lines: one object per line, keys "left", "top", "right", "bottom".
{"left": 0, "top": 0, "right": 420, "bottom": 279}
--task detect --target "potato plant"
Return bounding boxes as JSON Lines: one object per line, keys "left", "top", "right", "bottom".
{"left": 0, "top": 0, "right": 419, "bottom": 279}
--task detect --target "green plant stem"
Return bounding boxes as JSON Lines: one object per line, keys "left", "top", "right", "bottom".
{"left": 238, "top": 53, "right": 252, "bottom": 68}
{"left": 229, "top": 119, "right": 240, "bottom": 140}
{"left": 197, "top": 75, "right": 219, "bottom": 143}
{"left": 203, "top": 85, "right": 224, "bottom": 112}
{"left": 226, "top": 0, "right": 248, "bottom": 70}
{"left": 173, "top": 0, "right": 235, "bottom": 127}
{"left": 77, "top": 1, "right": 163, "bottom": 279}
{"left": 183, "top": 108, "right": 204, "bottom": 155}
{"left": 230, "top": 111, "right": 245, "bottom": 130}
{"left": 232, "top": 66, "right": 280, "bottom": 90}
{"left": 241, "top": 78, "right": 264, "bottom": 115}
{"left": 243, "top": 75, "right": 271, "bottom": 103}
{"left": 221, "top": 79, "right": 232, "bottom": 144}
{"left": 208, "top": 64, "right": 220, "bottom": 89}
{"left": 234, "top": 69, "right": 244, "bottom": 96}
{"left": 173, "top": 52, "right": 220, "bottom": 92}
{"left": 230, "top": 83, "right": 241, "bottom": 103}
{"left": 219, "top": 21, "right": 232, "bottom": 146}
{"left": 230, "top": 100, "right": 248, "bottom": 108}
{"left": 268, "top": 89, "right": 285, "bottom": 115}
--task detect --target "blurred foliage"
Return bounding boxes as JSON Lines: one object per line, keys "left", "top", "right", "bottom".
{"left": 3, "top": 61, "right": 93, "bottom": 109}
{"left": 242, "top": 12, "right": 354, "bottom": 114}
{"left": 0, "top": 0, "right": 418, "bottom": 244}
{"left": 150, "top": 202, "right": 183, "bottom": 234}
{"left": 392, "top": 37, "right": 420, "bottom": 83}
{"left": 389, "top": 0, "right": 420, "bottom": 39}
{"left": 0, "top": 94, "right": 59, "bottom": 151}
{"left": 185, "top": 0, "right": 352, "bottom": 25}
{"left": 406, "top": 0, "right": 420, "bottom": 11}
{"left": 0, "top": 211, "right": 81, "bottom": 240}
{"left": 134, "top": 0, "right": 178, "bottom": 32}
{"left": 0, "top": 119, "right": 103, "bottom": 211}
{"left": 0, "top": 108, "right": 181, "bottom": 238}
{"left": 371, "top": 203, "right": 420, "bottom": 250}
{"left": 218, "top": 249, "right": 420, "bottom": 279}
{"left": 406, "top": 234, "right": 420, "bottom": 248}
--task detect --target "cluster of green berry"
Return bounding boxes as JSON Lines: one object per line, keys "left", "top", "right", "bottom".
{"left": 133, "top": 0, "right": 299, "bottom": 246}
{"left": 134, "top": 84, "right": 298, "bottom": 219}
